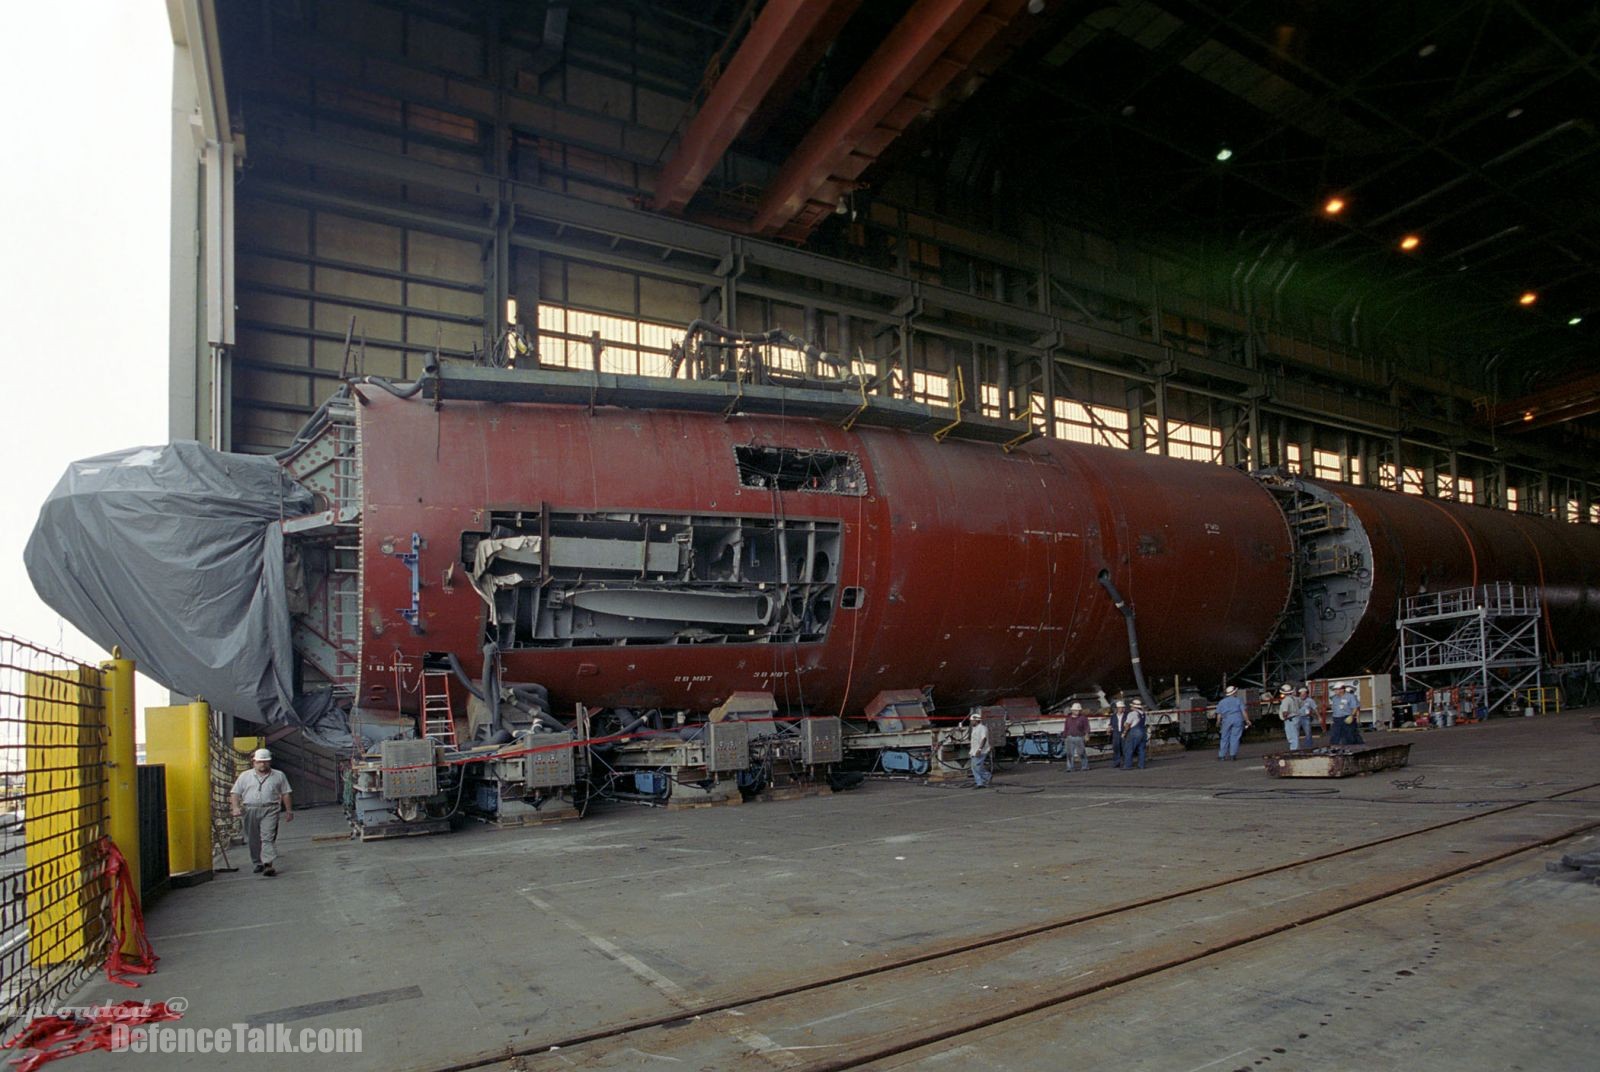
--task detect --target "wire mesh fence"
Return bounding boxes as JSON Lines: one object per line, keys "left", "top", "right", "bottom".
{"left": 0, "top": 634, "right": 110, "bottom": 1034}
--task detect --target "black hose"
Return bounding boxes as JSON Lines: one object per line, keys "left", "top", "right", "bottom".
{"left": 357, "top": 375, "right": 427, "bottom": 399}
{"left": 445, "top": 653, "right": 486, "bottom": 702}
{"left": 1097, "top": 569, "right": 1157, "bottom": 709}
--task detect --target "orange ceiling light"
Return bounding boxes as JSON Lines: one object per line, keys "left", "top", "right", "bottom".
{"left": 1519, "top": 291, "right": 1538, "bottom": 306}
{"left": 1399, "top": 234, "right": 1421, "bottom": 251}
{"left": 1322, "top": 196, "right": 1346, "bottom": 215}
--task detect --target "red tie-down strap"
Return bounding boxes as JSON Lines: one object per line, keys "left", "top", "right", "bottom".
{"left": 1, "top": 1001, "right": 181, "bottom": 1071}
{"left": 101, "top": 836, "right": 158, "bottom": 987}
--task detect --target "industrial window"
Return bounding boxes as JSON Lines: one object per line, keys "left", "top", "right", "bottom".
{"left": 537, "top": 305, "right": 675, "bottom": 377}
{"left": 1590, "top": 503, "right": 1599, "bottom": 524}
{"left": 734, "top": 446, "right": 866, "bottom": 495}
{"left": 1311, "top": 449, "right": 1343, "bottom": 481}
{"left": 1146, "top": 418, "right": 1222, "bottom": 463}
{"left": 1567, "top": 500, "right": 1582, "bottom": 523}
{"left": 1506, "top": 488, "right": 1519, "bottom": 512}
{"left": 980, "top": 384, "right": 1001, "bottom": 418}
{"left": 1285, "top": 443, "right": 1303, "bottom": 473}
{"left": 1055, "top": 400, "right": 1130, "bottom": 449}
{"left": 911, "top": 370, "right": 950, "bottom": 403}
{"left": 1379, "top": 464, "right": 1425, "bottom": 495}
{"left": 1437, "top": 474, "right": 1477, "bottom": 503}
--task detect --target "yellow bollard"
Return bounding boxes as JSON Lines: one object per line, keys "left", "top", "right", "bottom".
{"left": 145, "top": 702, "right": 212, "bottom": 880}
{"left": 101, "top": 650, "right": 138, "bottom": 949}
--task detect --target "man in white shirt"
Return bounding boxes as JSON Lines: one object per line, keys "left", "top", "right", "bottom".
{"left": 967, "top": 711, "right": 993, "bottom": 789}
{"left": 230, "top": 748, "right": 294, "bottom": 876}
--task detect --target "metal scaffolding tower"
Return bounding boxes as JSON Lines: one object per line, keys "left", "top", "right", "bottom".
{"left": 1398, "top": 584, "right": 1542, "bottom": 716}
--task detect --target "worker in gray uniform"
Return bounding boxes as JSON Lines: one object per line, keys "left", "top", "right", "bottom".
{"left": 1329, "top": 683, "right": 1361, "bottom": 746}
{"left": 229, "top": 748, "right": 294, "bottom": 876}
{"left": 1278, "top": 683, "right": 1313, "bottom": 751}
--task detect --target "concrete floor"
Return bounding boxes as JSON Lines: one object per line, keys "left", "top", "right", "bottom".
{"left": 63, "top": 712, "right": 1600, "bottom": 1071}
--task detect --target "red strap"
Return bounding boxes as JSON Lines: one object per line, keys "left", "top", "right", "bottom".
{"left": 2, "top": 1001, "right": 180, "bottom": 1070}
{"left": 100, "top": 838, "right": 158, "bottom": 988}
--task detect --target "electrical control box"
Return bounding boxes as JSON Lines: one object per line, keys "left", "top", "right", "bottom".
{"left": 380, "top": 739, "right": 438, "bottom": 798}
{"left": 706, "top": 720, "right": 750, "bottom": 772}
{"left": 800, "top": 717, "right": 842, "bottom": 765}
{"left": 524, "top": 731, "right": 575, "bottom": 788}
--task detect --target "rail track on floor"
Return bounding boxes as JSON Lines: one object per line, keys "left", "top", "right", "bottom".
{"left": 426, "top": 780, "right": 1600, "bottom": 1072}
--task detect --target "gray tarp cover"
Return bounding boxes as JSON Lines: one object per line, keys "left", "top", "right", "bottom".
{"left": 25, "top": 441, "right": 314, "bottom": 727}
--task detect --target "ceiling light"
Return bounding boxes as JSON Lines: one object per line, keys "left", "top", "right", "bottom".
{"left": 1518, "top": 291, "right": 1538, "bottom": 306}
{"left": 1322, "top": 197, "right": 1346, "bottom": 216}
{"left": 1399, "top": 234, "right": 1420, "bottom": 251}
{"left": 1216, "top": 147, "right": 1233, "bottom": 162}
{"left": 1506, "top": 107, "right": 1524, "bottom": 119}
{"left": 1569, "top": 316, "right": 1584, "bottom": 326}
{"left": 1417, "top": 44, "right": 1436, "bottom": 57}
{"left": 1027, "top": 0, "right": 1045, "bottom": 12}
{"left": 1120, "top": 104, "right": 1136, "bottom": 117}
{"left": 1523, "top": 411, "right": 1535, "bottom": 422}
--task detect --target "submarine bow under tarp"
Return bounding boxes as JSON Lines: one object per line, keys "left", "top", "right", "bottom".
{"left": 25, "top": 440, "right": 314, "bottom": 728}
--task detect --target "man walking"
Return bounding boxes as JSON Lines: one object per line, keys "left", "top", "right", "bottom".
{"left": 1121, "top": 698, "right": 1149, "bottom": 769}
{"left": 1216, "top": 685, "right": 1250, "bottom": 761}
{"left": 967, "top": 711, "right": 993, "bottom": 788}
{"left": 1061, "top": 702, "right": 1089, "bottom": 772}
{"left": 230, "top": 748, "right": 294, "bottom": 876}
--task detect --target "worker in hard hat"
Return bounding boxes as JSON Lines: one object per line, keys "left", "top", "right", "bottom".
{"left": 1328, "top": 683, "right": 1361, "bottom": 746}
{"left": 1215, "top": 684, "right": 1250, "bottom": 761}
{"left": 1121, "top": 698, "right": 1149, "bottom": 769}
{"left": 1061, "top": 702, "right": 1089, "bottom": 772}
{"left": 229, "top": 748, "right": 295, "bottom": 876}
{"left": 1278, "top": 683, "right": 1309, "bottom": 752}
{"left": 1293, "top": 686, "right": 1318, "bottom": 750}
{"left": 967, "top": 711, "right": 993, "bottom": 789}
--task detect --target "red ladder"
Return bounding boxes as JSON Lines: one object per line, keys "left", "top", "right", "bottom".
{"left": 421, "top": 669, "right": 459, "bottom": 747}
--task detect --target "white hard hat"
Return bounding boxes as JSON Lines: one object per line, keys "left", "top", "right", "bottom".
{"left": 252, "top": 748, "right": 273, "bottom": 762}
{"left": 967, "top": 711, "right": 983, "bottom": 722}
{"left": 1279, "top": 684, "right": 1293, "bottom": 694}
{"left": 1224, "top": 685, "right": 1238, "bottom": 696}
{"left": 1113, "top": 699, "right": 1127, "bottom": 708}
{"left": 1131, "top": 698, "right": 1144, "bottom": 708}
{"left": 1069, "top": 702, "right": 1084, "bottom": 712}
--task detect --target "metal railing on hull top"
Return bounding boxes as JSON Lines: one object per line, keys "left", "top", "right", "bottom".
{"left": 0, "top": 634, "right": 111, "bottom": 1035}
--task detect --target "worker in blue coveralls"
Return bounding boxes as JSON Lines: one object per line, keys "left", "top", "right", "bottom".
{"left": 1216, "top": 684, "right": 1250, "bottom": 761}
{"left": 1121, "top": 698, "right": 1149, "bottom": 769}
{"left": 1329, "top": 683, "right": 1361, "bottom": 745}
{"left": 1108, "top": 699, "right": 1127, "bottom": 768}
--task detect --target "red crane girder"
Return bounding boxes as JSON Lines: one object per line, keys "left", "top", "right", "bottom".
{"left": 750, "top": 0, "right": 1028, "bottom": 241}
{"left": 650, "top": 0, "right": 861, "bottom": 216}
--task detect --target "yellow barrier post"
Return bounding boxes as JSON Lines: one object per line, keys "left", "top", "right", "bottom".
{"left": 145, "top": 702, "right": 213, "bottom": 883}
{"left": 101, "top": 650, "right": 138, "bottom": 947}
